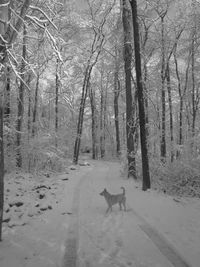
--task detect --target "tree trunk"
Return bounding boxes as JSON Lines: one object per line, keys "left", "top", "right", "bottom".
{"left": 130, "top": 0, "right": 151, "bottom": 190}
{"left": 73, "top": 65, "right": 92, "bottom": 164}
{"left": 160, "top": 16, "right": 166, "bottom": 162}
{"left": 73, "top": 22, "right": 104, "bottom": 164}
{"left": 190, "top": 33, "right": 199, "bottom": 155}
{"left": 32, "top": 72, "right": 39, "bottom": 137}
{"left": 191, "top": 0, "right": 198, "bottom": 149}
{"left": 166, "top": 63, "right": 174, "bottom": 162}
{"left": 26, "top": 74, "right": 32, "bottom": 171}
{"left": 143, "top": 60, "right": 149, "bottom": 137}
{"left": 103, "top": 82, "right": 107, "bottom": 155}
{"left": 174, "top": 49, "right": 189, "bottom": 158}
{"left": 100, "top": 82, "right": 105, "bottom": 158}
{"left": 122, "top": 0, "right": 136, "bottom": 178}
{"left": 89, "top": 85, "right": 98, "bottom": 159}
{"left": 114, "top": 53, "right": 121, "bottom": 157}
{"left": 55, "top": 58, "right": 59, "bottom": 148}
{"left": 4, "top": 66, "right": 10, "bottom": 121}
{"left": 27, "top": 74, "right": 32, "bottom": 142}
{"left": 16, "top": 25, "right": 27, "bottom": 168}
{"left": 0, "top": 96, "right": 4, "bottom": 241}
{"left": 4, "top": 67, "right": 11, "bottom": 153}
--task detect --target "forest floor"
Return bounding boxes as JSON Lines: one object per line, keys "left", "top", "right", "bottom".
{"left": 0, "top": 158, "right": 200, "bottom": 267}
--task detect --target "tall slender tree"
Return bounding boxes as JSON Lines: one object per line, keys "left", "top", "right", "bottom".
{"left": 122, "top": 0, "right": 136, "bottom": 178}
{"left": 0, "top": 92, "right": 4, "bottom": 241}
{"left": 113, "top": 51, "right": 121, "bottom": 156}
{"left": 130, "top": 0, "right": 151, "bottom": 190}
{"left": 16, "top": 25, "right": 27, "bottom": 168}
{"left": 55, "top": 58, "right": 60, "bottom": 148}
{"left": 89, "top": 84, "right": 98, "bottom": 159}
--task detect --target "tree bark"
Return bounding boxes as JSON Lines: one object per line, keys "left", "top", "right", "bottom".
{"left": 174, "top": 49, "right": 189, "bottom": 158}
{"left": 73, "top": 65, "right": 92, "bottom": 164}
{"left": 0, "top": 96, "right": 4, "bottom": 241}
{"left": 160, "top": 16, "right": 166, "bottom": 162}
{"left": 114, "top": 51, "right": 121, "bottom": 157}
{"left": 4, "top": 66, "right": 10, "bottom": 121}
{"left": 166, "top": 63, "right": 174, "bottom": 162}
{"left": 89, "top": 85, "right": 98, "bottom": 159}
{"left": 100, "top": 80, "right": 105, "bottom": 158}
{"left": 32, "top": 72, "right": 39, "bottom": 137}
{"left": 27, "top": 74, "right": 32, "bottom": 143}
{"left": 55, "top": 58, "right": 59, "bottom": 148}
{"left": 73, "top": 23, "right": 104, "bottom": 164}
{"left": 130, "top": 0, "right": 151, "bottom": 190}
{"left": 16, "top": 24, "right": 27, "bottom": 168}
{"left": 122, "top": 0, "right": 136, "bottom": 178}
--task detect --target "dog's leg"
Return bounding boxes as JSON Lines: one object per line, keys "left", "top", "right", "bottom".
{"left": 119, "top": 202, "right": 122, "bottom": 210}
{"left": 106, "top": 206, "right": 110, "bottom": 213}
{"left": 106, "top": 204, "right": 112, "bottom": 213}
{"left": 123, "top": 200, "right": 126, "bottom": 211}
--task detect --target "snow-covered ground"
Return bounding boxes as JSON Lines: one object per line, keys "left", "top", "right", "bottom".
{"left": 0, "top": 160, "right": 200, "bottom": 267}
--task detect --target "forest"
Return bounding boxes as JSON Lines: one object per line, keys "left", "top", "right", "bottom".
{"left": 1, "top": 0, "right": 200, "bottom": 242}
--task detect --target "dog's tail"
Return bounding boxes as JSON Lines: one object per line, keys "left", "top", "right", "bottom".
{"left": 121, "top": 186, "right": 125, "bottom": 195}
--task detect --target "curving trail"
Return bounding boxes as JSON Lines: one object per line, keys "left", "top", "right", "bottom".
{"left": 62, "top": 161, "right": 194, "bottom": 267}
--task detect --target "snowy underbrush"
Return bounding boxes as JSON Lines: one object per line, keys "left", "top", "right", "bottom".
{"left": 150, "top": 158, "right": 200, "bottom": 198}
{"left": 24, "top": 135, "right": 71, "bottom": 173}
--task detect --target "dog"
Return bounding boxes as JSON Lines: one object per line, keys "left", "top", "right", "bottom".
{"left": 100, "top": 187, "right": 126, "bottom": 213}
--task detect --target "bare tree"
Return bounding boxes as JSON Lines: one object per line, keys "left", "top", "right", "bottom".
{"left": 166, "top": 63, "right": 174, "bottom": 162}
{"left": 130, "top": 0, "right": 151, "bottom": 190}
{"left": 73, "top": 2, "right": 114, "bottom": 164}
{"left": 122, "top": 0, "right": 136, "bottom": 178}
{"left": 16, "top": 25, "right": 27, "bottom": 168}
{"left": 100, "top": 69, "right": 106, "bottom": 158}
{"left": 55, "top": 58, "right": 60, "bottom": 148}
{"left": 113, "top": 47, "right": 121, "bottom": 156}
{"left": 89, "top": 84, "right": 98, "bottom": 159}
{"left": 0, "top": 0, "right": 31, "bottom": 242}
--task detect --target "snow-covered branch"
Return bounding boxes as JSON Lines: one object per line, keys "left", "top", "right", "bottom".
{"left": 29, "top": 5, "right": 58, "bottom": 30}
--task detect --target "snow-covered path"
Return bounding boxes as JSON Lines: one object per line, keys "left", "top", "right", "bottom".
{"left": 63, "top": 161, "right": 199, "bottom": 267}
{"left": 1, "top": 160, "right": 200, "bottom": 267}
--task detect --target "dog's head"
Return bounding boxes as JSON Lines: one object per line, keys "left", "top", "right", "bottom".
{"left": 100, "top": 188, "right": 107, "bottom": 196}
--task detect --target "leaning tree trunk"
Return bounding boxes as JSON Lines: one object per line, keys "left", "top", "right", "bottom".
{"left": 130, "top": 0, "right": 151, "bottom": 190}
{"left": 73, "top": 65, "right": 92, "bottom": 164}
{"left": 122, "top": 0, "right": 136, "bottom": 178}
{"left": 16, "top": 24, "right": 27, "bottom": 168}
{"left": 73, "top": 21, "right": 104, "bottom": 164}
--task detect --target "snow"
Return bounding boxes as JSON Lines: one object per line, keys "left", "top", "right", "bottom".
{"left": 1, "top": 160, "right": 200, "bottom": 267}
